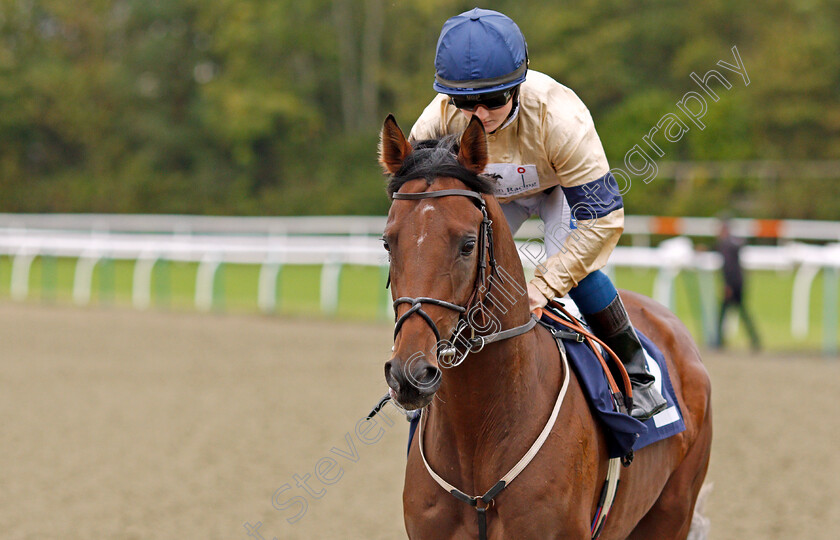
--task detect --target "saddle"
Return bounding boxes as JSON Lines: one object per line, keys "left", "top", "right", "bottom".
{"left": 539, "top": 300, "right": 686, "bottom": 460}
{"left": 538, "top": 300, "right": 634, "bottom": 417}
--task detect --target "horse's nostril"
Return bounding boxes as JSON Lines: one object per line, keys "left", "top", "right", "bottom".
{"left": 385, "top": 360, "right": 401, "bottom": 390}
{"left": 420, "top": 365, "right": 441, "bottom": 386}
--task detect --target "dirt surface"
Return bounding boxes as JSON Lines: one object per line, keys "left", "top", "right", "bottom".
{"left": 1, "top": 302, "right": 838, "bottom": 539}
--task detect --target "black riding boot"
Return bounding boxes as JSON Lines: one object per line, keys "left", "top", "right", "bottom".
{"left": 585, "top": 295, "right": 668, "bottom": 421}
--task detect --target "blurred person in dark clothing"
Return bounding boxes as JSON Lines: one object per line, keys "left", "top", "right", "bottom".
{"left": 715, "top": 218, "right": 761, "bottom": 350}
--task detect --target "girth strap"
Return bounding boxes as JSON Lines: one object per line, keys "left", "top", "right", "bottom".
{"left": 591, "top": 457, "right": 622, "bottom": 539}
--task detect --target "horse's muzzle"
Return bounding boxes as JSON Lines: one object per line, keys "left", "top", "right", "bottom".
{"left": 384, "top": 355, "right": 441, "bottom": 410}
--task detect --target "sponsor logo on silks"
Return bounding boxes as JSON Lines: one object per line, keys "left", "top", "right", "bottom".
{"left": 484, "top": 163, "right": 539, "bottom": 197}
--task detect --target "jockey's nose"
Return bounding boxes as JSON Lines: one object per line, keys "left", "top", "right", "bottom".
{"left": 472, "top": 105, "right": 491, "bottom": 122}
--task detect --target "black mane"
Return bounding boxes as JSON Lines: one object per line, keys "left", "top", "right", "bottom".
{"left": 386, "top": 134, "right": 494, "bottom": 197}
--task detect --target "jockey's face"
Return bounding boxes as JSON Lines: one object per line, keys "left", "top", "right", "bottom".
{"left": 458, "top": 98, "right": 514, "bottom": 134}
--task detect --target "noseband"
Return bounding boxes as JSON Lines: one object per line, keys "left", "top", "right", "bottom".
{"left": 389, "top": 188, "right": 536, "bottom": 362}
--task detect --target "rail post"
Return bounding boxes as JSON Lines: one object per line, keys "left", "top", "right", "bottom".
{"left": 824, "top": 266, "right": 838, "bottom": 357}
{"left": 320, "top": 257, "right": 342, "bottom": 315}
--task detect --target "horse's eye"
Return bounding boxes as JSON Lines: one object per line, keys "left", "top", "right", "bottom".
{"left": 461, "top": 240, "right": 476, "bottom": 256}
{"left": 382, "top": 239, "right": 391, "bottom": 252}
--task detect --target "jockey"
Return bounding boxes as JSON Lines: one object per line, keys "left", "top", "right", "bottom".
{"left": 410, "top": 7, "right": 666, "bottom": 420}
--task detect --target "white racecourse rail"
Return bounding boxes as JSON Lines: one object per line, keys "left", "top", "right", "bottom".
{"left": 0, "top": 213, "right": 838, "bottom": 349}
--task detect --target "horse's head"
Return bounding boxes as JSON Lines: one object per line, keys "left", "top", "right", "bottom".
{"left": 379, "top": 114, "right": 495, "bottom": 410}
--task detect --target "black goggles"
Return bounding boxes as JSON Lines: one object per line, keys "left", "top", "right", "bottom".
{"left": 449, "top": 89, "right": 514, "bottom": 112}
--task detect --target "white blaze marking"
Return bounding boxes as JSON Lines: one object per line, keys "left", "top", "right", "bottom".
{"left": 418, "top": 205, "right": 434, "bottom": 245}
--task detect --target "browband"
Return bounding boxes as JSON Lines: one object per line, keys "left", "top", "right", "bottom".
{"left": 391, "top": 189, "right": 485, "bottom": 205}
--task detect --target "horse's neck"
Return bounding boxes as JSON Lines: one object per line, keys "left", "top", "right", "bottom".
{"left": 431, "top": 333, "right": 540, "bottom": 430}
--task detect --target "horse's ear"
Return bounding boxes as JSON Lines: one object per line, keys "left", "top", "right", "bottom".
{"left": 379, "top": 114, "right": 412, "bottom": 175}
{"left": 457, "top": 116, "right": 488, "bottom": 174}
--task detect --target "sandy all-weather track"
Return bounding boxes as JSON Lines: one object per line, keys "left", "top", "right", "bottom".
{"left": 1, "top": 302, "right": 838, "bottom": 539}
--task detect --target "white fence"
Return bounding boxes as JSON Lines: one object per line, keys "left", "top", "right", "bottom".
{"left": 1, "top": 213, "right": 838, "bottom": 353}
{"left": 3, "top": 213, "right": 840, "bottom": 241}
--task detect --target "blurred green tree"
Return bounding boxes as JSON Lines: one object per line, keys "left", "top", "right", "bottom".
{"left": 0, "top": 0, "right": 836, "bottom": 218}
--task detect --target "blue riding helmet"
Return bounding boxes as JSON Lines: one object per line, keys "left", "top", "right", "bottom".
{"left": 434, "top": 8, "right": 528, "bottom": 96}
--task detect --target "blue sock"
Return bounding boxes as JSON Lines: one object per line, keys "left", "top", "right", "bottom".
{"left": 568, "top": 270, "right": 618, "bottom": 315}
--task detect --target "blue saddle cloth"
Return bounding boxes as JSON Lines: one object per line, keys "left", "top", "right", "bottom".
{"left": 560, "top": 321, "right": 686, "bottom": 458}
{"left": 406, "top": 314, "right": 685, "bottom": 459}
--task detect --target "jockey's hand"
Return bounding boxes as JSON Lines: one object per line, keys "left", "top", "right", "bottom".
{"left": 527, "top": 282, "right": 548, "bottom": 313}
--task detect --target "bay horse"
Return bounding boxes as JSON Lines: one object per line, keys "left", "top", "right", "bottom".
{"left": 380, "top": 114, "right": 712, "bottom": 539}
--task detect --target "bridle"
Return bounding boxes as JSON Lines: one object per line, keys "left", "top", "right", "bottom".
{"left": 384, "top": 187, "right": 613, "bottom": 540}
{"left": 388, "top": 188, "right": 537, "bottom": 364}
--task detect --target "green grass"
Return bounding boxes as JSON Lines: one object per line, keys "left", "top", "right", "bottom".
{"left": 0, "top": 254, "right": 837, "bottom": 352}
{"left": 0, "top": 256, "right": 390, "bottom": 319}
